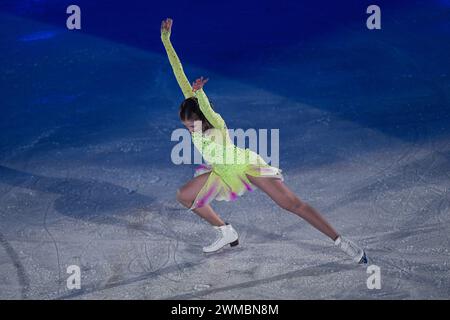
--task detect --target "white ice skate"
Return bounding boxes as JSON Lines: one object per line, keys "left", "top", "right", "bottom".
{"left": 203, "top": 223, "right": 239, "bottom": 253}
{"left": 334, "top": 236, "right": 368, "bottom": 264}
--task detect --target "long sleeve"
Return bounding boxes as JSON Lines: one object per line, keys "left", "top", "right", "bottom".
{"left": 161, "top": 36, "right": 194, "bottom": 99}
{"left": 194, "top": 88, "right": 226, "bottom": 129}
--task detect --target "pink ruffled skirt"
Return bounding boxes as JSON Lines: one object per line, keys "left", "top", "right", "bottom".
{"left": 189, "top": 158, "right": 284, "bottom": 210}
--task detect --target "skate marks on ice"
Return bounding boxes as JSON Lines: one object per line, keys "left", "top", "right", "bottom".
{"left": 0, "top": 164, "right": 179, "bottom": 298}
{"left": 281, "top": 144, "right": 450, "bottom": 243}
{"left": 324, "top": 149, "right": 450, "bottom": 218}
{"left": 0, "top": 165, "right": 155, "bottom": 221}
{"left": 0, "top": 232, "right": 31, "bottom": 299}
{"left": 164, "top": 261, "right": 355, "bottom": 300}
{"left": 55, "top": 260, "right": 200, "bottom": 300}
{"left": 0, "top": 164, "right": 249, "bottom": 299}
{"left": 360, "top": 254, "right": 450, "bottom": 299}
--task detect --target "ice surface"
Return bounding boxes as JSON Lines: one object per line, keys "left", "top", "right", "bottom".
{"left": 0, "top": 2, "right": 449, "bottom": 299}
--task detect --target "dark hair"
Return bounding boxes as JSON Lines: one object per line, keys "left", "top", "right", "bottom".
{"left": 179, "top": 97, "right": 214, "bottom": 131}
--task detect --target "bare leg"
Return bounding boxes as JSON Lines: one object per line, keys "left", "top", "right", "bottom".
{"left": 246, "top": 175, "right": 339, "bottom": 241}
{"left": 176, "top": 172, "right": 225, "bottom": 227}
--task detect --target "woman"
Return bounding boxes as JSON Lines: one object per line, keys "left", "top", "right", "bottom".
{"left": 161, "top": 18, "right": 367, "bottom": 263}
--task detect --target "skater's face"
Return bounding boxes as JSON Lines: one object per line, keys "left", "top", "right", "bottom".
{"left": 182, "top": 119, "right": 203, "bottom": 133}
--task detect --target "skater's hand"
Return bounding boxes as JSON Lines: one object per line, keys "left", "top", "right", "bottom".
{"left": 192, "top": 76, "right": 209, "bottom": 93}
{"left": 160, "top": 18, "right": 173, "bottom": 40}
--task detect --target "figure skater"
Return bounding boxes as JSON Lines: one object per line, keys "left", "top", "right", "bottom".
{"left": 160, "top": 18, "right": 367, "bottom": 263}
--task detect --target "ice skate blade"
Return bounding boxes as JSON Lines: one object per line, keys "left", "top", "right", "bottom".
{"left": 358, "top": 251, "right": 368, "bottom": 264}
{"left": 203, "top": 239, "right": 239, "bottom": 254}
{"left": 230, "top": 239, "right": 239, "bottom": 247}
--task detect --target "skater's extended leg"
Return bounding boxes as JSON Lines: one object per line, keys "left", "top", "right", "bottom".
{"left": 245, "top": 175, "right": 367, "bottom": 263}
{"left": 176, "top": 172, "right": 225, "bottom": 227}
{"left": 245, "top": 175, "right": 339, "bottom": 240}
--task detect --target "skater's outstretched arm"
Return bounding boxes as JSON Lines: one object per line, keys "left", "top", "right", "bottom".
{"left": 160, "top": 18, "right": 194, "bottom": 99}
{"left": 192, "top": 77, "right": 225, "bottom": 129}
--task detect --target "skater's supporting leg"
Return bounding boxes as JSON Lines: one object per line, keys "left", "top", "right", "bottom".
{"left": 176, "top": 172, "right": 225, "bottom": 227}
{"left": 246, "top": 175, "right": 339, "bottom": 241}
{"left": 191, "top": 204, "right": 225, "bottom": 227}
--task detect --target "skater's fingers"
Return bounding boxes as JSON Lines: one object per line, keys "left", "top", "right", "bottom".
{"left": 163, "top": 18, "right": 172, "bottom": 31}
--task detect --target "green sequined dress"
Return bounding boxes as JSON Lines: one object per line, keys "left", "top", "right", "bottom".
{"left": 162, "top": 33, "right": 283, "bottom": 210}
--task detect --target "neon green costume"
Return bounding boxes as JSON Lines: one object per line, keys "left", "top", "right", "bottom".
{"left": 161, "top": 33, "right": 283, "bottom": 210}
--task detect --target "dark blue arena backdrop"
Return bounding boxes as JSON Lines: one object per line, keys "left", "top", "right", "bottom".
{"left": 0, "top": 0, "right": 450, "bottom": 300}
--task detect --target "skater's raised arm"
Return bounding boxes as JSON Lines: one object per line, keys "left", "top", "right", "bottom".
{"left": 160, "top": 18, "right": 194, "bottom": 99}
{"left": 192, "top": 77, "right": 225, "bottom": 129}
